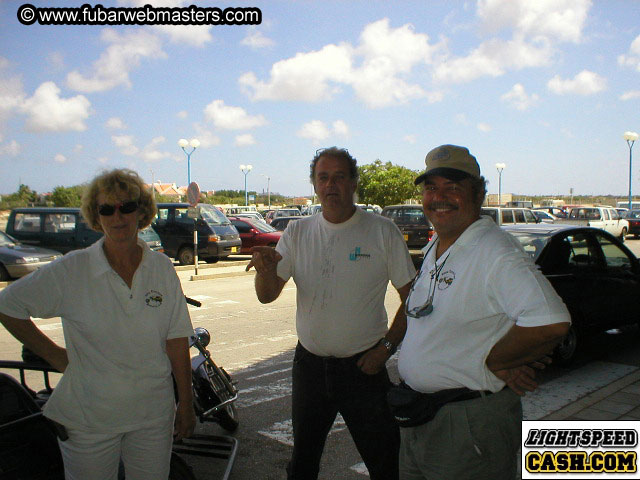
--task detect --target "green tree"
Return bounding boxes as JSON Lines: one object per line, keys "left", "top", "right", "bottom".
{"left": 357, "top": 160, "right": 421, "bottom": 207}
{"left": 51, "top": 185, "right": 84, "bottom": 207}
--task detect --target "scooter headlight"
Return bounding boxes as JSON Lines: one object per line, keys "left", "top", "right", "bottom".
{"left": 193, "top": 327, "right": 211, "bottom": 347}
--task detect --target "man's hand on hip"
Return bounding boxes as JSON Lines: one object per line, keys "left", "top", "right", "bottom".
{"left": 357, "top": 345, "right": 389, "bottom": 375}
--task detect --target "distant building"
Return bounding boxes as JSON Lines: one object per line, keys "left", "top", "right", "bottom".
{"left": 485, "top": 193, "right": 513, "bottom": 206}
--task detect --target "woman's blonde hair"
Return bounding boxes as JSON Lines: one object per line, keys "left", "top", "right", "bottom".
{"left": 81, "top": 168, "right": 156, "bottom": 232}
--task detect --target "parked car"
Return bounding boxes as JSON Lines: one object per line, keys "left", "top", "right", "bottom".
{"left": 0, "top": 231, "right": 62, "bottom": 281}
{"left": 228, "top": 217, "right": 283, "bottom": 254}
{"left": 270, "top": 216, "right": 303, "bottom": 231}
{"left": 503, "top": 223, "right": 640, "bottom": 364}
{"left": 623, "top": 210, "right": 640, "bottom": 238}
{"left": 481, "top": 207, "right": 539, "bottom": 226}
{"left": 558, "top": 206, "right": 629, "bottom": 241}
{"left": 531, "top": 210, "right": 557, "bottom": 224}
{"left": 533, "top": 207, "right": 567, "bottom": 218}
{"left": 232, "top": 212, "right": 265, "bottom": 222}
{"left": 380, "top": 205, "right": 433, "bottom": 249}
{"left": 305, "top": 204, "right": 322, "bottom": 216}
{"left": 5, "top": 207, "right": 164, "bottom": 254}
{"left": 265, "top": 208, "right": 302, "bottom": 224}
{"left": 152, "top": 203, "right": 241, "bottom": 265}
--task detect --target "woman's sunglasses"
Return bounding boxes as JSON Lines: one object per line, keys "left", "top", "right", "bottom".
{"left": 98, "top": 201, "right": 138, "bottom": 216}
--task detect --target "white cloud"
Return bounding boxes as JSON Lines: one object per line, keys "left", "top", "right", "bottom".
{"left": 193, "top": 124, "right": 221, "bottom": 148}
{"left": 98, "top": 156, "right": 109, "bottom": 164}
{"left": 620, "top": 91, "right": 640, "bottom": 101}
{"left": 297, "top": 120, "right": 331, "bottom": 144}
{"left": 332, "top": 120, "right": 349, "bottom": 137}
{"left": 241, "top": 29, "right": 275, "bottom": 49}
{"left": 177, "top": 110, "right": 188, "bottom": 119}
{"left": 67, "top": 29, "right": 166, "bottom": 93}
{"left": 204, "top": 100, "right": 267, "bottom": 130}
{"left": 0, "top": 57, "right": 26, "bottom": 138}
{"left": 500, "top": 83, "right": 539, "bottom": 110}
{"left": 141, "top": 136, "right": 172, "bottom": 162}
{"left": 297, "top": 120, "right": 350, "bottom": 144}
{"left": 477, "top": 0, "right": 591, "bottom": 43}
{"left": 547, "top": 70, "right": 606, "bottom": 95}
{"left": 54, "top": 153, "right": 67, "bottom": 163}
{"left": 239, "top": 43, "right": 353, "bottom": 102}
{"left": 153, "top": 25, "right": 212, "bottom": 47}
{"left": 477, "top": 123, "right": 492, "bottom": 132}
{"left": 403, "top": 135, "right": 417, "bottom": 144}
{"left": 105, "top": 117, "right": 126, "bottom": 130}
{"left": 0, "top": 140, "right": 20, "bottom": 156}
{"left": 240, "top": 19, "right": 445, "bottom": 108}
{"left": 74, "top": 144, "right": 83, "bottom": 152}
{"left": 235, "top": 134, "right": 256, "bottom": 146}
{"left": 21, "top": 82, "right": 91, "bottom": 132}
{"left": 433, "top": 36, "right": 552, "bottom": 84}
{"left": 112, "top": 134, "right": 139, "bottom": 156}
{"left": 618, "top": 35, "right": 640, "bottom": 72}
{"left": 47, "top": 51, "right": 65, "bottom": 71}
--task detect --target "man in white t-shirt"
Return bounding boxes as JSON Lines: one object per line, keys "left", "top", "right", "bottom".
{"left": 397, "top": 144, "right": 571, "bottom": 479}
{"left": 247, "top": 147, "right": 416, "bottom": 479}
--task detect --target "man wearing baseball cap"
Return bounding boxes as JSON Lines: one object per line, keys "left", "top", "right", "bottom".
{"left": 395, "top": 145, "right": 571, "bottom": 479}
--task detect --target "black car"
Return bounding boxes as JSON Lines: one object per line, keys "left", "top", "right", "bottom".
{"left": 503, "top": 224, "right": 640, "bottom": 364}
{"left": 270, "top": 216, "right": 303, "bottom": 232}
{"left": 380, "top": 205, "right": 433, "bottom": 249}
{"left": 623, "top": 210, "right": 640, "bottom": 238}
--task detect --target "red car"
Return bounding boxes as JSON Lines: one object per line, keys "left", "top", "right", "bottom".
{"left": 228, "top": 217, "right": 283, "bottom": 254}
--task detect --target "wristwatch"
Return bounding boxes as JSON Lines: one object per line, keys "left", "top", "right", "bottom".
{"left": 378, "top": 338, "right": 397, "bottom": 355}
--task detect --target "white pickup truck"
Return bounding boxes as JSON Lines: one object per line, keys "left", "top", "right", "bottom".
{"left": 558, "top": 206, "right": 629, "bottom": 241}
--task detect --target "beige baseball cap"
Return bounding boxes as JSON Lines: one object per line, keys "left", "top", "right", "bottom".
{"left": 414, "top": 144, "right": 481, "bottom": 185}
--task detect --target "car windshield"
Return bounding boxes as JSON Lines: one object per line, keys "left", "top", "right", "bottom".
{"left": 0, "top": 231, "right": 17, "bottom": 247}
{"left": 199, "top": 205, "right": 230, "bottom": 225}
{"left": 505, "top": 231, "right": 553, "bottom": 261}
{"left": 247, "top": 219, "right": 277, "bottom": 233}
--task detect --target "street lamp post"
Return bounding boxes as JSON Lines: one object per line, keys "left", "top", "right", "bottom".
{"left": 260, "top": 173, "right": 271, "bottom": 209}
{"left": 495, "top": 163, "right": 506, "bottom": 206}
{"left": 178, "top": 138, "right": 200, "bottom": 185}
{"left": 624, "top": 131, "right": 639, "bottom": 210}
{"left": 239, "top": 164, "right": 253, "bottom": 205}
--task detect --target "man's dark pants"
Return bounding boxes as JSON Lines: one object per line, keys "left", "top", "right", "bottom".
{"left": 287, "top": 342, "right": 400, "bottom": 480}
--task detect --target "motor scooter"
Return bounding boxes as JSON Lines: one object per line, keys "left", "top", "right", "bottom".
{"left": 0, "top": 296, "right": 238, "bottom": 480}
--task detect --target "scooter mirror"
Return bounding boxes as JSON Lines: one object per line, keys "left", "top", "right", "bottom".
{"left": 193, "top": 327, "right": 211, "bottom": 348}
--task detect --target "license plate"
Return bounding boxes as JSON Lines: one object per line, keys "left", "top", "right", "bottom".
{"left": 231, "top": 246, "right": 238, "bottom": 253}
{"left": 403, "top": 234, "right": 409, "bottom": 241}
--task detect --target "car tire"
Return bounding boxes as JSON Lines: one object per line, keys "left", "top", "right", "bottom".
{"left": 0, "top": 264, "right": 10, "bottom": 282}
{"left": 553, "top": 326, "right": 578, "bottom": 366}
{"left": 620, "top": 227, "right": 627, "bottom": 242}
{"left": 177, "top": 247, "right": 195, "bottom": 265}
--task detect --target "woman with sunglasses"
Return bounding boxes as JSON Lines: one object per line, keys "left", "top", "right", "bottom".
{"left": 0, "top": 168, "right": 195, "bottom": 480}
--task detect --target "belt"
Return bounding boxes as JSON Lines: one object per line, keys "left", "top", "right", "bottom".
{"left": 447, "top": 388, "right": 495, "bottom": 403}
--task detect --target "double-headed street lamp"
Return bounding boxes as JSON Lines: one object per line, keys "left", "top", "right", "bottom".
{"left": 624, "top": 131, "right": 639, "bottom": 210}
{"left": 178, "top": 138, "right": 200, "bottom": 185}
{"left": 260, "top": 173, "right": 271, "bottom": 209}
{"left": 495, "top": 163, "right": 506, "bottom": 206}
{"left": 239, "top": 164, "right": 253, "bottom": 206}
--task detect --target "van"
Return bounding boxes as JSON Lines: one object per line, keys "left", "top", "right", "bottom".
{"left": 152, "top": 203, "right": 241, "bottom": 265}
{"left": 6, "top": 207, "right": 163, "bottom": 254}
{"left": 224, "top": 205, "right": 258, "bottom": 216}
{"left": 481, "top": 207, "right": 539, "bottom": 226}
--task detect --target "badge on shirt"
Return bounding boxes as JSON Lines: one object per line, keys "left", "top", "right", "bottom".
{"left": 144, "top": 290, "right": 163, "bottom": 307}
{"left": 437, "top": 270, "right": 455, "bottom": 290}
{"left": 349, "top": 246, "right": 371, "bottom": 261}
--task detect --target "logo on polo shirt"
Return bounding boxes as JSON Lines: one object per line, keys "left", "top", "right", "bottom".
{"left": 349, "top": 246, "right": 371, "bottom": 261}
{"left": 437, "top": 270, "right": 455, "bottom": 290}
{"left": 145, "top": 290, "right": 163, "bottom": 307}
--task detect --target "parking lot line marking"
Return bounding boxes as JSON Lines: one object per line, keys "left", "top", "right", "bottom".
{"left": 258, "top": 415, "right": 347, "bottom": 446}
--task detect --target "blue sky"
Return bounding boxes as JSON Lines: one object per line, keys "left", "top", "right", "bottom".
{"left": 0, "top": 0, "right": 639, "bottom": 199}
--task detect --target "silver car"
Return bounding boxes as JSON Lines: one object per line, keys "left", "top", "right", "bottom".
{"left": 0, "top": 231, "right": 61, "bottom": 281}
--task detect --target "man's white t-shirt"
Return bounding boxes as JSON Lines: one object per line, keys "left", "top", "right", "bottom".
{"left": 398, "top": 217, "right": 571, "bottom": 393}
{"left": 276, "top": 207, "right": 416, "bottom": 357}
{"left": 0, "top": 238, "right": 194, "bottom": 432}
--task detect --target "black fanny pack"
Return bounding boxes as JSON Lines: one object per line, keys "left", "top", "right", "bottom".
{"left": 387, "top": 382, "right": 490, "bottom": 427}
